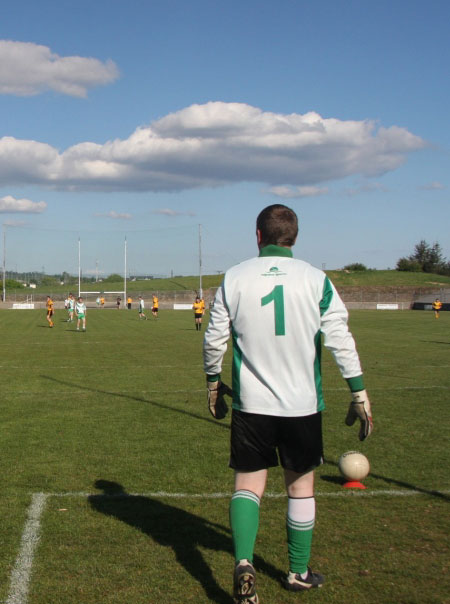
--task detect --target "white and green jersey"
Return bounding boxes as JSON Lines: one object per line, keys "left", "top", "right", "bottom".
{"left": 76, "top": 302, "right": 86, "bottom": 315}
{"left": 68, "top": 298, "right": 75, "bottom": 310}
{"left": 139, "top": 299, "right": 145, "bottom": 311}
{"left": 203, "top": 245, "right": 363, "bottom": 418}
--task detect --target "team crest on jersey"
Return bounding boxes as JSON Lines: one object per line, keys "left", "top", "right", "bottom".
{"left": 261, "top": 266, "right": 287, "bottom": 277}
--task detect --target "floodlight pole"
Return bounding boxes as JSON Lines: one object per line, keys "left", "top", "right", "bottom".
{"left": 78, "top": 237, "right": 81, "bottom": 297}
{"left": 2, "top": 225, "right": 6, "bottom": 303}
{"left": 124, "top": 236, "right": 127, "bottom": 308}
{"left": 199, "top": 224, "right": 203, "bottom": 298}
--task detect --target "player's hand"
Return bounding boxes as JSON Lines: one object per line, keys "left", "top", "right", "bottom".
{"left": 345, "top": 389, "right": 373, "bottom": 441}
{"left": 207, "top": 380, "right": 232, "bottom": 420}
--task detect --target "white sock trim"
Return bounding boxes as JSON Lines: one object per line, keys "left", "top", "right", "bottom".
{"left": 232, "top": 489, "right": 261, "bottom": 507}
{"left": 287, "top": 496, "right": 315, "bottom": 524}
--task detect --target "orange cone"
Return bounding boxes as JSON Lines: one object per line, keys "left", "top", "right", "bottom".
{"left": 343, "top": 480, "right": 366, "bottom": 489}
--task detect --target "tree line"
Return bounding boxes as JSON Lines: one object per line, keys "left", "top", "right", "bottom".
{"left": 396, "top": 240, "right": 450, "bottom": 276}
{"left": 341, "top": 240, "right": 449, "bottom": 276}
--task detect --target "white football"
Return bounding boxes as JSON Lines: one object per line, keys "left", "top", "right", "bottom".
{"left": 338, "top": 451, "right": 370, "bottom": 481}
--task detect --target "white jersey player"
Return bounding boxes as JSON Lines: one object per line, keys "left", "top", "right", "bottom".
{"left": 75, "top": 297, "right": 87, "bottom": 331}
{"left": 138, "top": 296, "right": 147, "bottom": 320}
{"left": 203, "top": 204, "right": 373, "bottom": 604}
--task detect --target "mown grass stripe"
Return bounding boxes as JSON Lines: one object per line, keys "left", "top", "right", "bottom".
{"left": 2, "top": 385, "right": 448, "bottom": 396}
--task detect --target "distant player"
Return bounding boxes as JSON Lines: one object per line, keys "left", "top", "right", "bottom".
{"left": 76, "top": 297, "right": 87, "bottom": 331}
{"left": 193, "top": 296, "right": 205, "bottom": 331}
{"left": 138, "top": 296, "right": 147, "bottom": 320}
{"left": 116, "top": 296, "right": 121, "bottom": 309}
{"left": 100, "top": 296, "right": 105, "bottom": 308}
{"left": 127, "top": 296, "right": 132, "bottom": 310}
{"left": 152, "top": 294, "right": 159, "bottom": 318}
{"left": 432, "top": 298, "right": 442, "bottom": 318}
{"left": 46, "top": 296, "right": 54, "bottom": 328}
{"left": 68, "top": 293, "right": 75, "bottom": 322}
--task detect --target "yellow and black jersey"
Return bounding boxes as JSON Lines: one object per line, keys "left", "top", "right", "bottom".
{"left": 193, "top": 301, "right": 204, "bottom": 314}
{"left": 46, "top": 298, "right": 54, "bottom": 312}
{"left": 432, "top": 300, "right": 442, "bottom": 311}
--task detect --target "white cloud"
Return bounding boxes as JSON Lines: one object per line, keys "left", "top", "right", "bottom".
{"left": 3, "top": 219, "right": 27, "bottom": 226}
{"left": 94, "top": 211, "right": 132, "bottom": 220}
{"left": 152, "top": 208, "right": 196, "bottom": 217}
{"left": 345, "top": 182, "right": 389, "bottom": 196}
{"left": 0, "top": 102, "right": 426, "bottom": 192}
{"left": 268, "top": 185, "right": 329, "bottom": 198}
{"left": 0, "top": 195, "right": 47, "bottom": 213}
{"left": 0, "top": 40, "right": 119, "bottom": 97}
{"left": 419, "top": 181, "right": 445, "bottom": 190}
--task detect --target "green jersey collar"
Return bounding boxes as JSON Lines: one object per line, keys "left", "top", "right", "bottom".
{"left": 259, "top": 244, "right": 293, "bottom": 258}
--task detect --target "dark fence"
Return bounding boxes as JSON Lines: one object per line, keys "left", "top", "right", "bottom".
{"left": 412, "top": 302, "right": 450, "bottom": 311}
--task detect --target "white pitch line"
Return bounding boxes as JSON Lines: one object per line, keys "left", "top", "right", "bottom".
{"left": 6, "top": 493, "right": 48, "bottom": 604}
{"left": 6, "top": 486, "right": 449, "bottom": 604}
{"left": 47, "top": 489, "right": 450, "bottom": 499}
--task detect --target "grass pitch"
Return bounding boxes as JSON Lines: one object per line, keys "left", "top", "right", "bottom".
{"left": 0, "top": 308, "right": 449, "bottom": 604}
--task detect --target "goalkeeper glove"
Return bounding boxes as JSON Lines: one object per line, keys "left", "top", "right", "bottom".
{"left": 345, "top": 389, "right": 373, "bottom": 441}
{"left": 207, "top": 380, "right": 233, "bottom": 420}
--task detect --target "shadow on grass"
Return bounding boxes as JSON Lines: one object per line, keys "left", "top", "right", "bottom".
{"left": 321, "top": 458, "right": 450, "bottom": 501}
{"left": 41, "top": 375, "right": 231, "bottom": 431}
{"left": 89, "top": 480, "right": 283, "bottom": 603}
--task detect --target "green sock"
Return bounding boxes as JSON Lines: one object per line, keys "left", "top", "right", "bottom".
{"left": 229, "top": 490, "right": 260, "bottom": 563}
{"left": 286, "top": 497, "right": 315, "bottom": 574}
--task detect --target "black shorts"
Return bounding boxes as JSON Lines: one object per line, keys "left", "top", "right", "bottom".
{"left": 195, "top": 313, "right": 203, "bottom": 319}
{"left": 230, "top": 409, "right": 323, "bottom": 474}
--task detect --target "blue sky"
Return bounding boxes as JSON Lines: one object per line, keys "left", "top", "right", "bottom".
{"left": 1, "top": 0, "right": 449, "bottom": 277}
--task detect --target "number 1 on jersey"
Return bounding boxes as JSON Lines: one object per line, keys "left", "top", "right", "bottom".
{"left": 261, "top": 284, "right": 285, "bottom": 335}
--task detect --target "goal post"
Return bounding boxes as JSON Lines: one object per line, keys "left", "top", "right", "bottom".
{"left": 1, "top": 223, "right": 201, "bottom": 301}
{"left": 78, "top": 235, "right": 127, "bottom": 304}
{"left": 79, "top": 290, "right": 125, "bottom": 308}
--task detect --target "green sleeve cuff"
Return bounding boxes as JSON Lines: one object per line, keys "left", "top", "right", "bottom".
{"left": 346, "top": 375, "right": 365, "bottom": 392}
{"left": 206, "top": 374, "right": 220, "bottom": 382}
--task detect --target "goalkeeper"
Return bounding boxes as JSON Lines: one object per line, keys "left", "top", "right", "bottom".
{"left": 203, "top": 204, "right": 372, "bottom": 604}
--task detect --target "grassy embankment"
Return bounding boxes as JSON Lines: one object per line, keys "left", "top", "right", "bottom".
{"left": 12, "top": 270, "right": 450, "bottom": 298}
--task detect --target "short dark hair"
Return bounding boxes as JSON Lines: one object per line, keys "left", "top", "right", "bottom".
{"left": 256, "top": 204, "right": 298, "bottom": 247}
